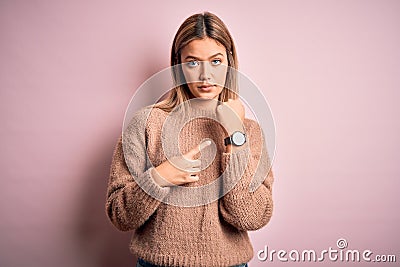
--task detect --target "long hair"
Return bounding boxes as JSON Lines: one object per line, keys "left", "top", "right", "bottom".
{"left": 156, "top": 12, "right": 238, "bottom": 112}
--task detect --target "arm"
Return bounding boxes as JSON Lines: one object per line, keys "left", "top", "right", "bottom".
{"left": 106, "top": 109, "right": 170, "bottom": 232}
{"left": 219, "top": 119, "right": 274, "bottom": 231}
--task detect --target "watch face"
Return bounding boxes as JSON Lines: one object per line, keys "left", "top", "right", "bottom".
{"left": 232, "top": 132, "right": 246, "bottom": 146}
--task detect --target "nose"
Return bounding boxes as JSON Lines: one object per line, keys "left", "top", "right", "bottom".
{"left": 199, "top": 61, "right": 211, "bottom": 81}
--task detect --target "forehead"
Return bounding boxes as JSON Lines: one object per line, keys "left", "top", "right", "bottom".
{"left": 181, "top": 37, "right": 227, "bottom": 59}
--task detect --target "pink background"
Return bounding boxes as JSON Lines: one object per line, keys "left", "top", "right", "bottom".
{"left": 1, "top": 0, "right": 399, "bottom": 266}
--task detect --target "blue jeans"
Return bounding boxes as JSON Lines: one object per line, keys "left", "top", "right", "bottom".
{"left": 136, "top": 258, "right": 248, "bottom": 267}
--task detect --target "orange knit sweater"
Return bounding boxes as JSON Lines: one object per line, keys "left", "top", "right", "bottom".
{"left": 106, "top": 105, "right": 274, "bottom": 267}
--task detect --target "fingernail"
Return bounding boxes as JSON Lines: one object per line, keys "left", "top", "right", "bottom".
{"left": 199, "top": 140, "right": 212, "bottom": 149}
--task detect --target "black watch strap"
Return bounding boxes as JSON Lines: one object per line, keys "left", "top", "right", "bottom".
{"left": 224, "top": 131, "right": 246, "bottom": 146}
{"left": 224, "top": 136, "right": 232, "bottom": 146}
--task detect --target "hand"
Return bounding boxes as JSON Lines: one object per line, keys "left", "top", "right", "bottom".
{"left": 152, "top": 140, "right": 211, "bottom": 187}
{"left": 216, "top": 98, "right": 245, "bottom": 134}
{"left": 216, "top": 98, "right": 246, "bottom": 152}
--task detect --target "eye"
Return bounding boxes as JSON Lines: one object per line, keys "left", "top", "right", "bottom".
{"left": 211, "top": 59, "right": 222, "bottom": 66}
{"left": 186, "top": 60, "right": 199, "bottom": 67}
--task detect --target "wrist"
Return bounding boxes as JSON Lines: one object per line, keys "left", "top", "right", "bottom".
{"left": 225, "top": 124, "right": 245, "bottom": 136}
{"left": 225, "top": 143, "right": 248, "bottom": 153}
{"left": 151, "top": 167, "right": 174, "bottom": 188}
{"left": 224, "top": 130, "right": 247, "bottom": 151}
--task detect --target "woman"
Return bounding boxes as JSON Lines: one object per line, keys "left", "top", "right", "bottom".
{"left": 106, "top": 12, "right": 274, "bottom": 267}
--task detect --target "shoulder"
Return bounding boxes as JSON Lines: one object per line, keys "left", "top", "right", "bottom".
{"left": 123, "top": 105, "right": 170, "bottom": 147}
{"left": 244, "top": 118, "right": 262, "bottom": 134}
{"left": 123, "top": 105, "right": 170, "bottom": 143}
{"left": 125, "top": 105, "right": 169, "bottom": 128}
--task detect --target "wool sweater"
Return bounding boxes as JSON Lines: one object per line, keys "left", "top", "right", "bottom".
{"left": 106, "top": 104, "right": 274, "bottom": 267}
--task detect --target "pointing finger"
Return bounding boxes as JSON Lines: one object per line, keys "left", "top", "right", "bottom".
{"left": 184, "top": 140, "right": 212, "bottom": 159}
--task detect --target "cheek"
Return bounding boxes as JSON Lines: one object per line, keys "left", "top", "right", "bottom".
{"left": 186, "top": 83, "right": 197, "bottom": 94}
{"left": 213, "top": 66, "right": 228, "bottom": 86}
{"left": 182, "top": 68, "right": 200, "bottom": 83}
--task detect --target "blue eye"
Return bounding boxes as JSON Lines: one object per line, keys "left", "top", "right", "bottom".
{"left": 187, "top": 60, "right": 199, "bottom": 67}
{"left": 211, "top": 59, "right": 222, "bottom": 66}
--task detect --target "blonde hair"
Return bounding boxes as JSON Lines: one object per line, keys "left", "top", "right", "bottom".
{"left": 156, "top": 12, "right": 238, "bottom": 112}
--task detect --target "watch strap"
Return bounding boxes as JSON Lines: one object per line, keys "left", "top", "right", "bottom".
{"left": 224, "top": 136, "right": 232, "bottom": 146}
{"left": 224, "top": 131, "right": 246, "bottom": 146}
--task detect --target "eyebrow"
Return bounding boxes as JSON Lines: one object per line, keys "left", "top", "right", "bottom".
{"left": 184, "top": 53, "right": 224, "bottom": 61}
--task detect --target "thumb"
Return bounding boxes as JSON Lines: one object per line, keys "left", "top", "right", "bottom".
{"left": 184, "top": 140, "right": 212, "bottom": 159}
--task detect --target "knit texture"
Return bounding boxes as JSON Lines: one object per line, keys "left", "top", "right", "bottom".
{"left": 106, "top": 105, "right": 274, "bottom": 267}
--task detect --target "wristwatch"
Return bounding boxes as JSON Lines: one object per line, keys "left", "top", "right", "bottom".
{"left": 224, "top": 131, "right": 246, "bottom": 146}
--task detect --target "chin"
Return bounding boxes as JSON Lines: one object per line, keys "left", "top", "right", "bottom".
{"left": 194, "top": 93, "right": 219, "bottom": 99}
{"left": 198, "top": 95, "right": 216, "bottom": 99}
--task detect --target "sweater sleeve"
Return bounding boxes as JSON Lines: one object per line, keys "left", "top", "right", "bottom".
{"left": 219, "top": 119, "right": 274, "bottom": 231}
{"left": 106, "top": 109, "right": 170, "bottom": 232}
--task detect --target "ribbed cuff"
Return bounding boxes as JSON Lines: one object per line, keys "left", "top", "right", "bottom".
{"left": 135, "top": 168, "right": 171, "bottom": 201}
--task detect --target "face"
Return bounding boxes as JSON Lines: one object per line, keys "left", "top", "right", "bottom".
{"left": 180, "top": 37, "right": 228, "bottom": 99}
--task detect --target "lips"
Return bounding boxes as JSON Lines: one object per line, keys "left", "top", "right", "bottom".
{"left": 198, "top": 84, "right": 215, "bottom": 92}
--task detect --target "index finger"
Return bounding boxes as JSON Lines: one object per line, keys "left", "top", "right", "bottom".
{"left": 184, "top": 140, "right": 212, "bottom": 159}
